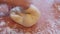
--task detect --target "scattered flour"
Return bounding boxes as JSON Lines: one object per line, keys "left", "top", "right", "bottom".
{"left": 57, "top": 5, "right": 60, "bottom": 11}
{"left": 0, "top": 27, "right": 24, "bottom": 34}
{"left": 0, "top": 20, "right": 6, "bottom": 26}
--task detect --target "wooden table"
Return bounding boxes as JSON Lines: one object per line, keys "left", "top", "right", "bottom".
{"left": 0, "top": 0, "right": 60, "bottom": 34}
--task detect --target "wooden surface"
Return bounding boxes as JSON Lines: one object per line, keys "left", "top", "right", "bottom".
{"left": 0, "top": 0, "right": 60, "bottom": 34}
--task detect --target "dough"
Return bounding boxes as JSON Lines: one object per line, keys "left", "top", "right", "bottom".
{"left": 10, "top": 5, "right": 40, "bottom": 27}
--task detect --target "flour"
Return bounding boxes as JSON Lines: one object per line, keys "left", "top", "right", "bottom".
{"left": 57, "top": 5, "right": 60, "bottom": 11}
{"left": 55, "top": 29, "right": 60, "bottom": 34}
{"left": 0, "top": 20, "right": 6, "bottom": 26}
{"left": 0, "top": 27, "right": 24, "bottom": 34}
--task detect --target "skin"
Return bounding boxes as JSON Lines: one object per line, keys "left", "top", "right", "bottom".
{"left": 0, "top": 0, "right": 32, "bottom": 9}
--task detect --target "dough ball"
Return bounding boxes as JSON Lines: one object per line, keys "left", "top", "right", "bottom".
{"left": 10, "top": 5, "right": 40, "bottom": 27}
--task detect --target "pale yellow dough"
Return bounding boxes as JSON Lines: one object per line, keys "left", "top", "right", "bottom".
{"left": 10, "top": 5, "right": 40, "bottom": 27}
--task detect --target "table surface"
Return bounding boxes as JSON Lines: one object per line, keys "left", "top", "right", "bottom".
{"left": 0, "top": 0, "right": 60, "bottom": 34}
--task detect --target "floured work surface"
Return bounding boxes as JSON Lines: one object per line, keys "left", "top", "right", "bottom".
{"left": 0, "top": 0, "right": 60, "bottom": 34}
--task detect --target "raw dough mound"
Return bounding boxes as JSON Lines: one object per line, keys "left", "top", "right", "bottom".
{"left": 10, "top": 5, "right": 40, "bottom": 27}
